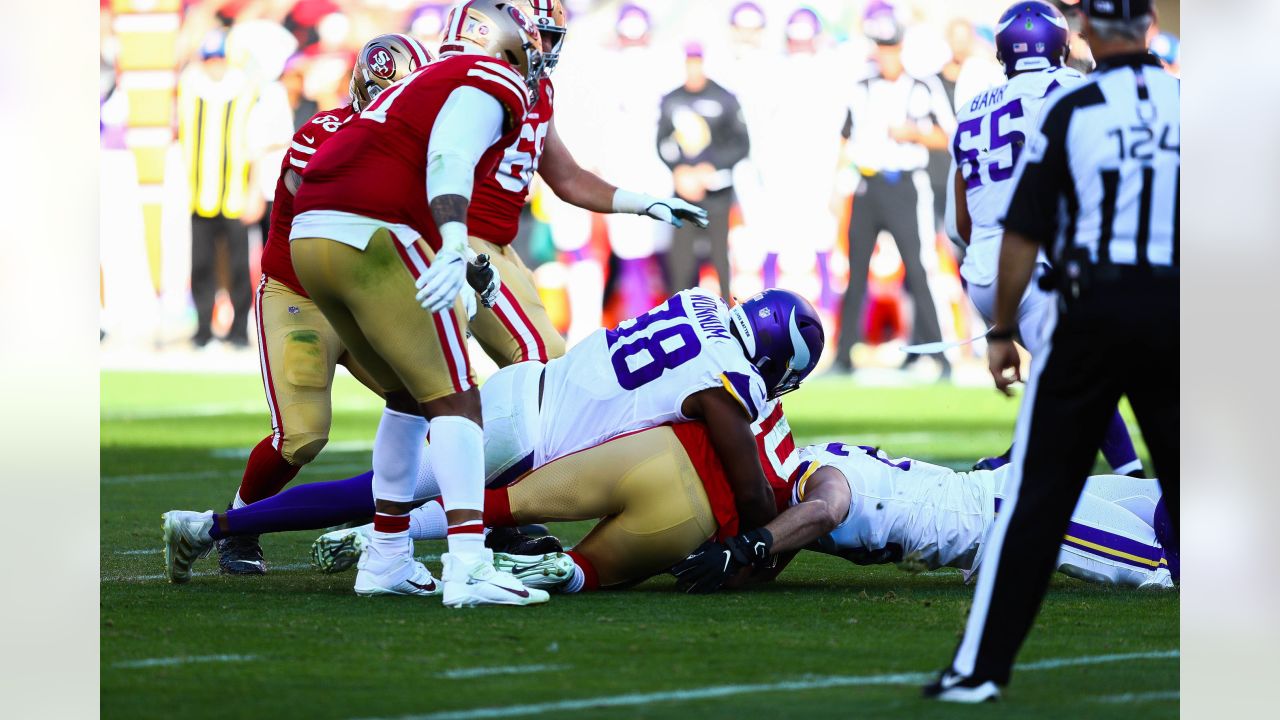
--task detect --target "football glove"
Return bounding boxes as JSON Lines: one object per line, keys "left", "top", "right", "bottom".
{"left": 415, "top": 248, "right": 467, "bottom": 314}
{"left": 465, "top": 253, "right": 502, "bottom": 309}
{"left": 613, "top": 189, "right": 710, "bottom": 229}
{"left": 643, "top": 197, "right": 709, "bottom": 229}
{"left": 671, "top": 528, "right": 773, "bottom": 595}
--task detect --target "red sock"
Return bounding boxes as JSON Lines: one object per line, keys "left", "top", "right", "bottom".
{"left": 566, "top": 551, "right": 600, "bottom": 591}
{"left": 237, "top": 436, "right": 301, "bottom": 505}
{"left": 482, "top": 486, "right": 515, "bottom": 527}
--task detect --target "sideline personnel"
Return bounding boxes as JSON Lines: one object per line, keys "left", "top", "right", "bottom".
{"left": 925, "top": 0, "right": 1179, "bottom": 702}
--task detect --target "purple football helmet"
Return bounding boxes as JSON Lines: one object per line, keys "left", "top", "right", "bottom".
{"left": 995, "top": 1, "right": 1070, "bottom": 75}
{"left": 728, "top": 289, "right": 825, "bottom": 399}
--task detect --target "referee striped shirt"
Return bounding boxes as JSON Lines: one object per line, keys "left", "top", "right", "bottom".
{"left": 1003, "top": 53, "right": 1179, "bottom": 270}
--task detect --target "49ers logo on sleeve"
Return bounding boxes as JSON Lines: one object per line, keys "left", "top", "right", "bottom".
{"left": 368, "top": 46, "right": 396, "bottom": 79}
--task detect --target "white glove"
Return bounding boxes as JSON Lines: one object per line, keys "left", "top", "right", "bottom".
{"left": 613, "top": 189, "right": 710, "bottom": 229}
{"left": 415, "top": 223, "right": 469, "bottom": 314}
{"left": 466, "top": 253, "right": 502, "bottom": 309}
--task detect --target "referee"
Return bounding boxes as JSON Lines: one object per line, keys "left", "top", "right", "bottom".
{"left": 831, "top": 5, "right": 954, "bottom": 376}
{"left": 925, "top": 0, "right": 1178, "bottom": 702}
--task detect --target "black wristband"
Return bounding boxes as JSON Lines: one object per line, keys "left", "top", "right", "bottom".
{"left": 986, "top": 327, "right": 1016, "bottom": 342}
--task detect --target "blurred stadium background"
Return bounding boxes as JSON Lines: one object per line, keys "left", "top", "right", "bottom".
{"left": 99, "top": 0, "right": 1180, "bottom": 381}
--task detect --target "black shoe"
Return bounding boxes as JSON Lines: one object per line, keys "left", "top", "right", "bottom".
{"left": 216, "top": 534, "right": 267, "bottom": 575}
{"left": 922, "top": 669, "right": 1000, "bottom": 703}
{"left": 485, "top": 526, "right": 563, "bottom": 555}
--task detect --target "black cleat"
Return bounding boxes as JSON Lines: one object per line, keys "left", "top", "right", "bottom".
{"left": 922, "top": 669, "right": 1000, "bottom": 703}
{"left": 485, "top": 526, "right": 563, "bottom": 555}
{"left": 216, "top": 534, "right": 267, "bottom": 575}
{"left": 973, "top": 446, "right": 1013, "bottom": 472}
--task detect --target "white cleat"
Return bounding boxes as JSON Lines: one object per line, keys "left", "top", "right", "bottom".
{"left": 162, "top": 510, "right": 215, "bottom": 584}
{"left": 311, "top": 525, "right": 372, "bottom": 574}
{"left": 493, "top": 552, "right": 575, "bottom": 591}
{"left": 353, "top": 550, "right": 441, "bottom": 597}
{"left": 442, "top": 550, "right": 550, "bottom": 607}
{"left": 1138, "top": 567, "right": 1175, "bottom": 590}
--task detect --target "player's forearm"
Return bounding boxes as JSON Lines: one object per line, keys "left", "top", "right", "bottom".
{"left": 993, "top": 231, "right": 1040, "bottom": 330}
{"left": 763, "top": 501, "right": 837, "bottom": 555}
{"left": 545, "top": 167, "right": 617, "bottom": 214}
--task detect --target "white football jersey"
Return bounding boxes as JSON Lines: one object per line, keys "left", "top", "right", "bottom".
{"left": 537, "top": 289, "right": 769, "bottom": 465}
{"left": 951, "top": 66, "right": 1085, "bottom": 285}
{"left": 793, "top": 443, "right": 996, "bottom": 571}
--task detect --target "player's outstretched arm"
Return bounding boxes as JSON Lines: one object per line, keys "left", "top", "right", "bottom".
{"left": 683, "top": 388, "right": 776, "bottom": 529}
{"left": 540, "top": 117, "right": 709, "bottom": 229}
{"left": 763, "top": 467, "right": 850, "bottom": 555}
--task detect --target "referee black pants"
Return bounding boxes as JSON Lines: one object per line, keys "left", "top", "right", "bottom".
{"left": 950, "top": 276, "right": 1179, "bottom": 684}
{"left": 836, "top": 173, "right": 943, "bottom": 364}
{"left": 665, "top": 188, "right": 734, "bottom": 300}
{"left": 191, "top": 213, "right": 252, "bottom": 345}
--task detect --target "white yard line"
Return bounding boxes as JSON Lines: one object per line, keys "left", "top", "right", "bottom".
{"left": 437, "top": 664, "right": 571, "bottom": 680}
{"left": 360, "top": 650, "right": 1178, "bottom": 720}
{"left": 111, "top": 654, "right": 258, "bottom": 669}
{"left": 102, "top": 461, "right": 367, "bottom": 485}
{"left": 102, "top": 562, "right": 313, "bottom": 583}
{"left": 1093, "top": 690, "right": 1179, "bottom": 704}
{"left": 115, "top": 549, "right": 163, "bottom": 555}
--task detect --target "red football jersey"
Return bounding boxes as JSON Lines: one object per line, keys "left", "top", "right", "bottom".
{"left": 261, "top": 104, "right": 357, "bottom": 297}
{"left": 294, "top": 55, "right": 530, "bottom": 250}
{"left": 467, "top": 76, "right": 554, "bottom": 245}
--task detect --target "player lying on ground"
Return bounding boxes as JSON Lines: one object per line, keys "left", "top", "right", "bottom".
{"left": 162, "top": 288, "right": 824, "bottom": 587}
{"left": 671, "top": 441, "right": 1178, "bottom": 594}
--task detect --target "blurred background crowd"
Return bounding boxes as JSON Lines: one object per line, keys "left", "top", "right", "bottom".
{"left": 100, "top": 0, "right": 1180, "bottom": 380}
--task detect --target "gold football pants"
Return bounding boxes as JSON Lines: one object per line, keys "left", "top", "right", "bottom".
{"left": 290, "top": 229, "right": 475, "bottom": 404}
{"left": 467, "top": 236, "right": 565, "bottom": 367}
{"left": 254, "top": 276, "right": 382, "bottom": 465}
{"left": 506, "top": 426, "right": 718, "bottom": 588}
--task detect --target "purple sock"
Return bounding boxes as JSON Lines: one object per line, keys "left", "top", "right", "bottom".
{"left": 1100, "top": 410, "right": 1143, "bottom": 475}
{"left": 210, "top": 471, "right": 375, "bottom": 539}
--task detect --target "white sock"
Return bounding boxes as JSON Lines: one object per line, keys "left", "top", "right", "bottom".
{"left": 561, "top": 563, "right": 585, "bottom": 594}
{"left": 231, "top": 492, "right": 247, "bottom": 510}
{"left": 368, "top": 408, "right": 428, "bottom": 566}
{"left": 408, "top": 499, "right": 447, "bottom": 540}
{"left": 429, "top": 416, "right": 487, "bottom": 558}
{"left": 412, "top": 442, "right": 441, "bottom": 500}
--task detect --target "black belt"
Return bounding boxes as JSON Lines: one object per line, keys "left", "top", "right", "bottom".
{"left": 1039, "top": 260, "right": 1178, "bottom": 295}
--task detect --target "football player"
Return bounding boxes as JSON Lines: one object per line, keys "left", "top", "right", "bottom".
{"left": 466, "top": 0, "right": 709, "bottom": 367}
{"left": 164, "top": 289, "right": 822, "bottom": 590}
{"left": 945, "top": 1, "right": 1144, "bottom": 476}
{"left": 671, "top": 441, "right": 1176, "bottom": 594}
{"left": 166, "top": 0, "right": 549, "bottom": 606}
{"left": 213, "top": 32, "right": 432, "bottom": 577}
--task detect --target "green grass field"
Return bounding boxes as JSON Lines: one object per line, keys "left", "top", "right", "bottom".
{"left": 101, "top": 371, "right": 1177, "bottom": 719}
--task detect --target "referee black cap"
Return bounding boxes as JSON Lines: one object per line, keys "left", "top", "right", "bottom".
{"left": 1082, "top": 0, "right": 1152, "bottom": 19}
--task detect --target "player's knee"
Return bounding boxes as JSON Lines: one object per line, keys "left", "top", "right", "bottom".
{"left": 283, "top": 435, "right": 328, "bottom": 466}
{"left": 282, "top": 330, "right": 331, "bottom": 389}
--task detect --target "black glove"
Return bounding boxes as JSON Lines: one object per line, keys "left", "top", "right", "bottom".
{"left": 465, "top": 253, "right": 500, "bottom": 308}
{"left": 671, "top": 529, "right": 773, "bottom": 595}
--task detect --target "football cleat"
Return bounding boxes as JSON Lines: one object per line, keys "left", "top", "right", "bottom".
{"left": 922, "top": 670, "right": 1001, "bottom": 703}
{"left": 353, "top": 551, "right": 441, "bottom": 597}
{"left": 972, "top": 450, "right": 1012, "bottom": 472}
{"left": 161, "top": 510, "right": 215, "bottom": 584}
{"left": 216, "top": 534, "right": 266, "bottom": 575}
{"left": 441, "top": 550, "right": 550, "bottom": 608}
{"left": 311, "top": 525, "right": 371, "bottom": 574}
{"left": 485, "top": 525, "right": 563, "bottom": 555}
{"left": 493, "top": 552, "right": 575, "bottom": 591}
{"left": 1138, "top": 567, "right": 1175, "bottom": 590}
